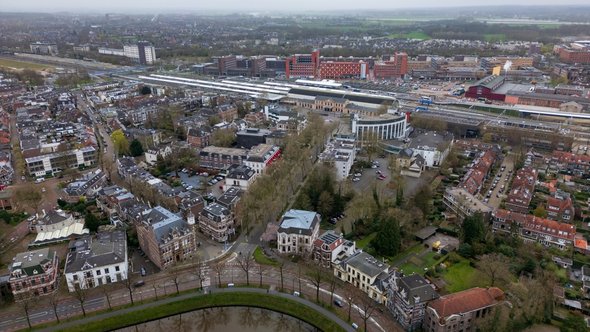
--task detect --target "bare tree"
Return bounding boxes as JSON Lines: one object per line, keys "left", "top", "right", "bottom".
{"left": 343, "top": 284, "right": 357, "bottom": 322}
{"left": 49, "top": 294, "right": 61, "bottom": 323}
{"left": 306, "top": 263, "right": 323, "bottom": 303}
{"left": 100, "top": 284, "right": 114, "bottom": 310}
{"left": 19, "top": 298, "right": 33, "bottom": 329}
{"left": 278, "top": 261, "right": 285, "bottom": 292}
{"left": 212, "top": 261, "right": 226, "bottom": 287}
{"left": 237, "top": 251, "right": 254, "bottom": 286}
{"left": 122, "top": 277, "right": 135, "bottom": 305}
{"left": 168, "top": 267, "right": 182, "bottom": 294}
{"left": 153, "top": 284, "right": 159, "bottom": 300}
{"left": 356, "top": 289, "right": 378, "bottom": 332}
{"left": 477, "top": 253, "right": 512, "bottom": 287}
{"left": 73, "top": 286, "right": 88, "bottom": 317}
{"left": 328, "top": 273, "right": 338, "bottom": 304}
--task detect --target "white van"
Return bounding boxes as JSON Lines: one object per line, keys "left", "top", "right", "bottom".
{"left": 293, "top": 291, "right": 300, "bottom": 297}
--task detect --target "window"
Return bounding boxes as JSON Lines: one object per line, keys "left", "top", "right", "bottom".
{"left": 104, "top": 268, "right": 109, "bottom": 274}
{"left": 97, "top": 270, "right": 101, "bottom": 276}
{"left": 115, "top": 266, "right": 120, "bottom": 272}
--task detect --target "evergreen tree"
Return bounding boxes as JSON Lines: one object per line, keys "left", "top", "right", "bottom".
{"left": 461, "top": 213, "right": 485, "bottom": 245}
{"left": 129, "top": 139, "right": 144, "bottom": 157}
{"left": 371, "top": 216, "right": 401, "bottom": 256}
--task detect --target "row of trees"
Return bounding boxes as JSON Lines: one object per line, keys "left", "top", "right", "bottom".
{"left": 235, "top": 113, "right": 335, "bottom": 234}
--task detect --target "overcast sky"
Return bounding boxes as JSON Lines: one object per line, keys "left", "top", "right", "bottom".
{"left": 2, "top": 1, "right": 590, "bottom": 13}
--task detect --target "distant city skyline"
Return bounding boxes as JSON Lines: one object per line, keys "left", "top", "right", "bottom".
{"left": 2, "top": 1, "right": 590, "bottom": 13}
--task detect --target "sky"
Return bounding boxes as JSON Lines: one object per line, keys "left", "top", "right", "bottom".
{"left": 2, "top": 1, "right": 590, "bottom": 13}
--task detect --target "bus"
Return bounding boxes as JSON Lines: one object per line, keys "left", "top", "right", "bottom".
{"left": 419, "top": 96, "right": 433, "bottom": 106}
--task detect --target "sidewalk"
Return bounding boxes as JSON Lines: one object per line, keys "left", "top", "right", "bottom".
{"left": 37, "top": 287, "right": 356, "bottom": 332}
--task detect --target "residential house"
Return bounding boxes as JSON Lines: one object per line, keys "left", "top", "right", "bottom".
{"left": 8, "top": 248, "right": 59, "bottom": 301}
{"left": 198, "top": 202, "right": 235, "bottom": 243}
{"left": 334, "top": 251, "right": 390, "bottom": 304}
{"left": 492, "top": 209, "right": 575, "bottom": 250}
{"left": 144, "top": 146, "right": 172, "bottom": 166}
{"left": 136, "top": 206, "right": 197, "bottom": 270}
{"left": 388, "top": 274, "right": 440, "bottom": 331}
{"left": 319, "top": 136, "right": 356, "bottom": 181}
{"left": 423, "top": 287, "right": 506, "bottom": 332}
{"left": 186, "top": 127, "right": 211, "bottom": 148}
{"left": 30, "top": 209, "right": 78, "bottom": 233}
{"left": 64, "top": 231, "right": 128, "bottom": 292}
{"left": 312, "top": 230, "right": 356, "bottom": 268}
{"left": 244, "top": 144, "right": 281, "bottom": 175}
{"left": 459, "top": 150, "right": 496, "bottom": 195}
{"left": 505, "top": 167, "right": 537, "bottom": 214}
{"left": 199, "top": 146, "right": 248, "bottom": 170}
{"left": 64, "top": 169, "right": 107, "bottom": 201}
{"left": 224, "top": 164, "right": 257, "bottom": 191}
{"left": 216, "top": 187, "right": 243, "bottom": 210}
{"left": 408, "top": 131, "right": 453, "bottom": 168}
{"left": 443, "top": 187, "right": 492, "bottom": 221}
{"left": 277, "top": 209, "right": 320, "bottom": 256}
{"left": 546, "top": 191, "right": 575, "bottom": 222}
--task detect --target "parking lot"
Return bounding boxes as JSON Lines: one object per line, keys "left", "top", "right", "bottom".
{"left": 482, "top": 155, "right": 514, "bottom": 208}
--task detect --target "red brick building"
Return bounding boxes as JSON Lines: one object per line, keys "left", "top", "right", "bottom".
{"left": 285, "top": 50, "right": 320, "bottom": 79}
{"left": 374, "top": 53, "right": 409, "bottom": 79}
{"left": 9, "top": 248, "right": 59, "bottom": 301}
{"left": 318, "top": 61, "right": 367, "bottom": 80}
{"left": 505, "top": 167, "right": 537, "bottom": 213}
{"left": 556, "top": 46, "right": 590, "bottom": 64}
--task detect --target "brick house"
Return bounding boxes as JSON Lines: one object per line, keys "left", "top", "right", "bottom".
{"left": 505, "top": 167, "right": 537, "bottom": 213}
{"left": 423, "top": 287, "right": 506, "bottom": 332}
{"left": 9, "top": 248, "right": 59, "bottom": 301}
{"left": 546, "top": 191, "right": 575, "bottom": 222}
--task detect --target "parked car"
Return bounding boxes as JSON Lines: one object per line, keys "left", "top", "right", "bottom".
{"left": 334, "top": 299, "right": 344, "bottom": 307}
{"left": 352, "top": 177, "right": 360, "bottom": 182}
{"left": 134, "top": 280, "right": 145, "bottom": 288}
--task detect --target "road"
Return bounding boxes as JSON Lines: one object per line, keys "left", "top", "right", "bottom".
{"left": 0, "top": 255, "right": 399, "bottom": 332}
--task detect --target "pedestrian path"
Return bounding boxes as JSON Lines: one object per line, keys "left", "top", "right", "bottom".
{"left": 37, "top": 287, "right": 356, "bottom": 332}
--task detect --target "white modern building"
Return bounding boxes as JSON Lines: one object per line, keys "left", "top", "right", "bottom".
{"left": 277, "top": 209, "right": 320, "bottom": 256}
{"left": 98, "top": 42, "right": 156, "bottom": 65}
{"left": 25, "top": 146, "right": 98, "bottom": 177}
{"left": 64, "top": 231, "right": 128, "bottom": 292}
{"left": 319, "top": 135, "right": 357, "bottom": 181}
{"left": 352, "top": 113, "right": 407, "bottom": 142}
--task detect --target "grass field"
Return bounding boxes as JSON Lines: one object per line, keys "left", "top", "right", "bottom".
{"left": 0, "top": 58, "right": 51, "bottom": 71}
{"left": 356, "top": 232, "right": 376, "bottom": 250}
{"left": 253, "top": 246, "right": 279, "bottom": 267}
{"left": 442, "top": 259, "right": 478, "bottom": 293}
{"left": 64, "top": 292, "right": 346, "bottom": 332}
{"left": 400, "top": 251, "right": 444, "bottom": 275}
{"left": 483, "top": 34, "right": 506, "bottom": 42}
{"left": 387, "top": 31, "right": 431, "bottom": 40}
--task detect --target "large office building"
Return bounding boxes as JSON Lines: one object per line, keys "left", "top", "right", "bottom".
{"left": 285, "top": 50, "right": 321, "bottom": 79}
{"left": 318, "top": 60, "right": 367, "bottom": 80}
{"left": 555, "top": 41, "right": 590, "bottom": 64}
{"left": 99, "top": 42, "right": 156, "bottom": 65}
{"left": 30, "top": 42, "right": 58, "bottom": 55}
{"left": 374, "top": 53, "right": 409, "bottom": 79}
{"left": 351, "top": 112, "right": 408, "bottom": 142}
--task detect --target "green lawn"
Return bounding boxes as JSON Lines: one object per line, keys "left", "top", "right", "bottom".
{"left": 0, "top": 58, "right": 51, "bottom": 70}
{"left": 399, "top": 251, "right": 444, "bottom": 276}
{"left": 387, "top": 31, "right": 431, "bottom": 40}
{"left": 356, "top": 232, "right": 376, "bottom": 250}
{"left": 63, "top": 292, "right": 346, "bottom": 332}
{"left": 483, "top": 34, "right": 506, "bottom": 42}
{"left": 253, "top": 246, "right": 279, "bottom": 267}
{"left": 442, "top": 259, "right": 478, "bottom": 293}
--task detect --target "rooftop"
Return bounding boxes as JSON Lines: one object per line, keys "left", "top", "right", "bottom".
{"left": 64, "top": 231, "right": 126, "bottom": 273}
{"left": 279, "top": 209, "right": 319, "bottom": 233}
{"left": 345, "top": 251, "right": 389, "bottom": 278}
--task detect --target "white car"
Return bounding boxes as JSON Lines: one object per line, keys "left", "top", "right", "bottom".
{"left": 352, "top": 177, "right": 360, "bottom": 182}
{"left": 354, "top": 173, "right": 362, "bottom": 177}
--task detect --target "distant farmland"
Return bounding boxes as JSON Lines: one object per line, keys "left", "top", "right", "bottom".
{"left": 0, "top": 58, "right": 52, "bottom": 71}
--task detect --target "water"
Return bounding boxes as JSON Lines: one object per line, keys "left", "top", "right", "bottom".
{"left": 116, "top": 306, "right": 319, "bottom": 332}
